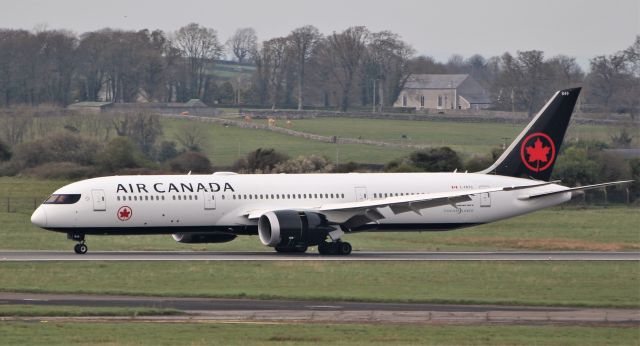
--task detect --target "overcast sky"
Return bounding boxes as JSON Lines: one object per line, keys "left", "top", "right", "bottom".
{"left": 2, "top": 0, "right": 638, "bottom": 69}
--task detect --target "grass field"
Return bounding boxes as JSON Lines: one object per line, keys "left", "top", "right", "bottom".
{"left": 162, "top": 117, "right": 410, "bottom": 167}
{"left": 0, "top": 305, "right": 181, "bottom": 317}
{"left": 1, "top": 322, "right": 637, "bottom": 346}
{"left": 1, "top": 261, "right": 637, "bottom": 308}
{"left": 286, "top": 117, "right": 640, "bottom": 153}
{"left": 162, "top": 116, "right": 639, "bottom": 166}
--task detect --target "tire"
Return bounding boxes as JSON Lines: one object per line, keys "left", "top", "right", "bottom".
{"left": 339, "top": 242, "right": 352, "bottom": 255}
{"left": 275, "top": 246, "right": 291, "bottom": 253}
{"left": 74, "top": 243, "right": 88, "bottom": 255}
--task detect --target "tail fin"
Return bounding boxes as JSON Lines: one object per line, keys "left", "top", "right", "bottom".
{"left": 480, "top": 87, "right": 581, "bottom": 181}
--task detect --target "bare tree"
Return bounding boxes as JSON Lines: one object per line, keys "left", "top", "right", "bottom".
{"left": 174, "top": 121, "right": 208, "bottom": 152}
{"left": 288, "top": 25, "right": 322, "bottom": 110}
{"left": 227, "top": 28, "right": 257, "bottom": 64}
{"left": 324, "top": 26, "right": 369, "bottom": 111}
{"left": 173, "top": 23, "right": 223, "bottom": 99}
{"left": 261, "top": 37, "right": 291, "bottom": 109}
{"left": 364, "top": 31, "right": 414, "bottom": 111}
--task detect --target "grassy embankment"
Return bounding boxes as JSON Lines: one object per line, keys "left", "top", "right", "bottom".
{"left": 1, "top": 322, "right": 637, "bottom": 346}
{"left": 1, "top": 261, "right": 637, "bottom": 308}
{"left": 162, "top": 116, "right": 638, "bottom": 167}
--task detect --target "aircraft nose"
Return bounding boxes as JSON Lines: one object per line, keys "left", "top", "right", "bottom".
{"left": 31, "top": 206, "right": 47, "bottom": 227}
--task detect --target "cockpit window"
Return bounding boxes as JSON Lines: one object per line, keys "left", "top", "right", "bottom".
{"left": 44, "top": 194, "right": 81, "bottom": 204}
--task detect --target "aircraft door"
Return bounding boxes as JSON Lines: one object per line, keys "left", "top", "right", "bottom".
{"left": 91, "top": 190, "right": 106, "bottom": 211}
{"left": 203, "top": 192, "right": 216, "bottom": 210}
{"left": 479, "top": 185, "right": 491, "bottom": 207}
{"left": 355, "top": 187, "right": 368, "bottom": 201}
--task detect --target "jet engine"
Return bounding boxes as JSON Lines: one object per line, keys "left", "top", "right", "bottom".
{"left": 172, "top": 232, "right": 237, "bottom": 244}
{"left": 258, "top": 210, "right": 333, "bottom": 249}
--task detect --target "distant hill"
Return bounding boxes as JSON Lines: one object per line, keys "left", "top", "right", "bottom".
{"left": 210, "top": 60, "right": 256, "bottom": 80}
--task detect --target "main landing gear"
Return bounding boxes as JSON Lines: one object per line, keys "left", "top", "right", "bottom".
{"left": 318, "top": 240, "right": 352, "bottom": 256}
{"left": 68, "top": 233, "right": 88, "bottom": 255}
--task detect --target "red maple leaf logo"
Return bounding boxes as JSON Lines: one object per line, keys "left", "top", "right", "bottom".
{"left": 526, "top": 138, "right": 550, "bottom": 163}
{"left": 117, "top": 206, "right": 132, "bottom": 221}
{"left": 520, "top": 132, "right": 556, "bottom": 173}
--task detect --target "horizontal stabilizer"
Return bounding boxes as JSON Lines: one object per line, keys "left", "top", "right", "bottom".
{"left": 518, "top": 180, "right": 633, "bottom": 200}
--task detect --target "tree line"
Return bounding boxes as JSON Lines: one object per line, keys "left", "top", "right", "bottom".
{"left": 0, "top": 24, "right": 638, "bottom": 117}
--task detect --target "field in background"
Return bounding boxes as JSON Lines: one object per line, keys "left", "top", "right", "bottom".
{"left": 18, "top": 113, "right": 636, "bottom": 168}
{"left": 163, "top": 116, "right": 637, "bottom": 167}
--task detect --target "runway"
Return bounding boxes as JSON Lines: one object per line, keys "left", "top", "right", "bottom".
{"left": 1, "top": 293, "right": 638, "bottom": 325}
{"left": 1, "top": 250, "right": 638, "bottom": 261}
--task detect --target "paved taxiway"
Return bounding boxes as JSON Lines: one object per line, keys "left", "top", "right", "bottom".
{"left": 1, "top": 293, "right": 638, "bottom": 325}
{"left": 1, "top": 251, "right": 639, "bottom": 261}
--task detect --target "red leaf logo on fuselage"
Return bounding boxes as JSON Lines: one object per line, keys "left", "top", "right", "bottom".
{"left": 520, "top": 133, "right": 556, "bottom": 172}
{"left": 117, "top": 206, "right": 132, "bottom": 221}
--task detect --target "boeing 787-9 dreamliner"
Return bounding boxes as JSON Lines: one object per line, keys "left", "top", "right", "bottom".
{"left": 31, "top": 88, "right": 630, "bottom": 255}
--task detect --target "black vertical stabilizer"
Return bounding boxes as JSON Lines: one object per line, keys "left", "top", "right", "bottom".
{"left": 480, "top": 88, "right": 581, "bottom": 181}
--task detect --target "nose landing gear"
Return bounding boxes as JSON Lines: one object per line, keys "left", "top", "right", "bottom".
{"left": 73, "top": 243, "right": 88, "bottom": 254}
{"left": 68, "top": 233, "right": 87, "bottom": 255}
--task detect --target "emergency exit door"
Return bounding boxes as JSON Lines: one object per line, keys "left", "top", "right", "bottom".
{"left": 479, "top": 185, "right": 491, "bottom": 207}
{"left": 355, "top": 187, "right": 368, "bottom": 201}
{"left": 204, "top": 193, "right": 216, "bottom": 210}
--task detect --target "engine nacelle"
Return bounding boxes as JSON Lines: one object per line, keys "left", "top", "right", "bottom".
{"left": 172, "top": 232, "right": 237, "bottom": 244}
{"left": 258, "top": 210, "right": 332, "bottom": 247}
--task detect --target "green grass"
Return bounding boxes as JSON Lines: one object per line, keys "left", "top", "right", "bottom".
{"left": 0, "top": 305, "right": 181, "bottom": 317}
{"left": 1, "top": 262, "right": 638, "bottom": 308}
{"left": 162, "top": 117, "right": 409, "bottom": 167}
{"left": 162, "top": 116, "right": 639, "bottom": 166}
{"left": 289, "top": 117, "right": 638, "bottom": 147}
{"left": 1, "top": 322, "right": 637, "bottom": 346}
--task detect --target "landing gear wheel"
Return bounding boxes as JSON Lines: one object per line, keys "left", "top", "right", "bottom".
{"left": 318, "top": 241, "right": 339, "bottom": 255}
{"left": 338, "top": 242, "right": 352, "bottom": 255}
{"left": 74, "top": 243, "right": 88, "bottom": 255}
{"left": 275, "top": 246, "right": 291, "bottom": 253}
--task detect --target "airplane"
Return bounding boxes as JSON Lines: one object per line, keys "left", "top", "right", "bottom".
{"left": 31, "top": 87, "right": 631, "bottom": 255}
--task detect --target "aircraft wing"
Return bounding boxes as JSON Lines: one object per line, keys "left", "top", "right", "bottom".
{"left": 244, "top": 181, "right": 559, "bottom": 227}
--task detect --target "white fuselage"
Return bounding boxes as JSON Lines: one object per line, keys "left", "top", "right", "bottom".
{"left": 31, "top": 172, "right": 571, "bottom": 235}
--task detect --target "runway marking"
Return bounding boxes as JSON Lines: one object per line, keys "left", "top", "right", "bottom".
{"left": 0, "top": 251, "right": 638, "bottom": 261}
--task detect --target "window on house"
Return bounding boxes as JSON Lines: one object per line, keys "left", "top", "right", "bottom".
{"left": 420, "top": 95, "right": 425, "bottom": 107}
{"left": 402, "top": 95, "right": 407, "bottom": 107}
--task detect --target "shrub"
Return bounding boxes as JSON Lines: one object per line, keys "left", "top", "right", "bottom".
{"left": 97, "top": 137, "right": 148, "bottom": 173}
{"left": 24, "top": 162, "right": 94, "bottom": 179}
{"left": 409, "top": 147, "right": 463, "bottom": 172}
{"left": 10, "top": 132, "right": 100, "bottom": 170}
{"left": 272, "top": 155, "right": 334, "bottom": 173}
{"left": 233, "top": 148, "right": 288, "bottom": 173}
{"left": 167, "top": 151, "right": 212, "bottom": 174}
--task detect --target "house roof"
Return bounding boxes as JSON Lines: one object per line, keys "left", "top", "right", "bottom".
{"left": 460, "top": 93, "right": 491, "bottom": 104}
{"left": 68, "top": 101, "right": 113, "bottom": 108}
{"left": 404, "top": 74, "right": 469, "bottom": 89}
{"left": 184, "top": 99, "right": 207, "bottom": 107}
